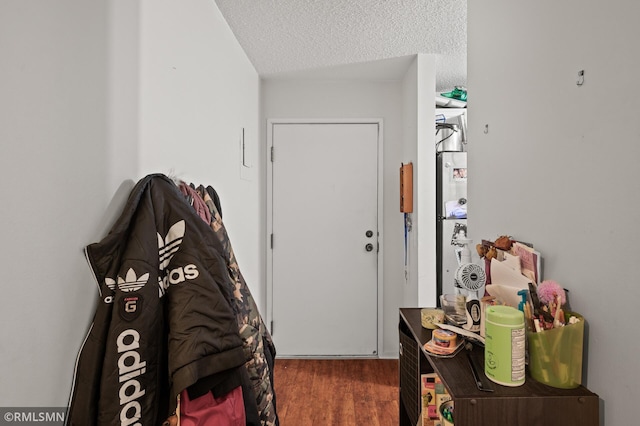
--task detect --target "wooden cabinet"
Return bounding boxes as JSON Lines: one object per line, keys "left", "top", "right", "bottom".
{"left": 399, "top": 308, "right": 599, "bottom": 426}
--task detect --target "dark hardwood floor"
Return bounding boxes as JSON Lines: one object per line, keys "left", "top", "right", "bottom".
{"left": 273, "top": 358, "right": 399, "bottom": 426}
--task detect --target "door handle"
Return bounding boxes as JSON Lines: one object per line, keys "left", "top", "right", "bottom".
{"left": 365, "top": 243, "right": 374, "bottom": 252}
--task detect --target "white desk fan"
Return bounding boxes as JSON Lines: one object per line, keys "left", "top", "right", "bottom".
{"left": 455, "top": 262, "right": 486, "bottom": 332}
{"left": 451, "top": 228, "right": 486, "bottom": 332}
{"left": 451, "top": 224, "right": 487, "bottom": 332}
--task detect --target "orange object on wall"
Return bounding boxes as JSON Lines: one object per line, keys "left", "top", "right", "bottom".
{"left": 400, "top": 162, "right": 413, "bottom": 213}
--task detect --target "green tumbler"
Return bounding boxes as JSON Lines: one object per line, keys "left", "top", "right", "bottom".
{"left": 484, "top": 305, "right": 526, "bottom": 387}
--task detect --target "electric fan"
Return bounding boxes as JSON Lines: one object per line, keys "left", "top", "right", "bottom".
{"left": 454, "top": 263, "right": 486, "bottom": 332}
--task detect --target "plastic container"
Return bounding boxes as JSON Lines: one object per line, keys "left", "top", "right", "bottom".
{"left": 484, "top": 305, "right": 526, "bottom": 387}
{"left": 432, "top": 329, "right": 457, "bottom": 348}
{"left": 421, "top": 308, "right": 445, "bottom": 329}
{"left": 528, "top": 312, "right": 584, "bottom": 389}
{"left": 439, "top": 400, "right": 454, "bottom": 426}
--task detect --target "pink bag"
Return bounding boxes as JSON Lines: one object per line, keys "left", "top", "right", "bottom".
{"left": 180, "top": 386, "right": 246, "bottom": 426}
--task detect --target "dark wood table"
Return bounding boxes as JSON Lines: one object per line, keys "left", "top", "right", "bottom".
{"left": 399, "top": 308, "right": 599, "bottom": 426}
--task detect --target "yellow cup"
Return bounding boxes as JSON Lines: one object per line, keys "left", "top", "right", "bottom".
{"left": 421, "top": 308, "right": 445, "bottom": 329}
{"left": 528, "top": 312, "right": 584, "bottom": 389}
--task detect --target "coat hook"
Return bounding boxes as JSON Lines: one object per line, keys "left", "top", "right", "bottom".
{"left": 576, "top": 70, "right": 585, "bottom": 86}
{"left": 484, "top": 124, "right": 489, "bottom": 134}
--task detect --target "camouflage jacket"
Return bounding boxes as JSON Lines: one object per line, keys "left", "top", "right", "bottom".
{"left": 189, "top": 183, "right": 278, "bottom": 426}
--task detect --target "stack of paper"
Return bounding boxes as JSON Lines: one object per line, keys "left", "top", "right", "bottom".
{"left": 485, "top": 242, "right": 541, "bottom": 308}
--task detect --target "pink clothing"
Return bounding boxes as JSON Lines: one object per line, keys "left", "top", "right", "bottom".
{"left": 180, "top": 387, "right": 246, "bottom": 426}
{"left": 179, "top": 182, "right": 212, "bottom": 224}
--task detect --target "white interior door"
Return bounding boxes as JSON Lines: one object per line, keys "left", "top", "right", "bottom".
{"left": 269, "top": 122, "right": 379, "bottom": 356}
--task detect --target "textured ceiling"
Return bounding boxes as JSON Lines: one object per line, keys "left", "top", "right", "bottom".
{"left": 214, "top": 0, "right": 467, "bottom": 90}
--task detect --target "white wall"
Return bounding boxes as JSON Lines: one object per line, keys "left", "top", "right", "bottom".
{"left": 107, "top": 0, "right": 140, "bottom": 193}
{"left": 414, "top": 55, "right": 436, "bottom": 308}
{"left": 469, "top": 1, "right": 640, "bottom": 424}
{"left": 0, "top": 0, "right": 115, "bottom": 406}
{"left": 0, "top": 0, "right": 261, "bottom": 408}
{"left": 403, "top": 55, "right": 437, "bottom": 308}
{"left": 261, "top": 55, "right": 435, "bottom": 358}
{"left": 138, "top": 0, "right": 263, "bottom": 306}
{"left": 401, "top": 58, "right": 420, "bottom": 308}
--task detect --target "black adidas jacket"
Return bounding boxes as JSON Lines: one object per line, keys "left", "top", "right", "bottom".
{"left": 66, "top": 174, "right": 246, "bottom": 425}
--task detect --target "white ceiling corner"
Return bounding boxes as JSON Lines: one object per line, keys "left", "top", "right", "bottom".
{"left": 214, "top": 0, "right": 467, "bottom": 90}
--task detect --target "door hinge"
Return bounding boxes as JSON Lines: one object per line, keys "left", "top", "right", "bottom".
{"left": 270, "top": 320, "right": 274, "bottom": 335}
{"left": 270, "top": 146, "right": 274, "bottom": 162}
{"left": 270, "top": 233, "right": 274, "bottom": 249}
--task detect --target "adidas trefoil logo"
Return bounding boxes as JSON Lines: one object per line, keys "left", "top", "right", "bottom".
{"left": 157, "top": 220, "right": 199, "bottom": 297}
{"left": 103, "top": 268, "right": 149, "bottom": 304}
{"left": 100, "top": 220, "right": 199, "bottom": 303}
{"left": 158, "top": 220, "right": 185, "bottom": 271}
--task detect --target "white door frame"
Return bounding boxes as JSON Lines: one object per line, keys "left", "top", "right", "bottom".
{"left": 266, "top": 118, "right": 384, "bottom": 356}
